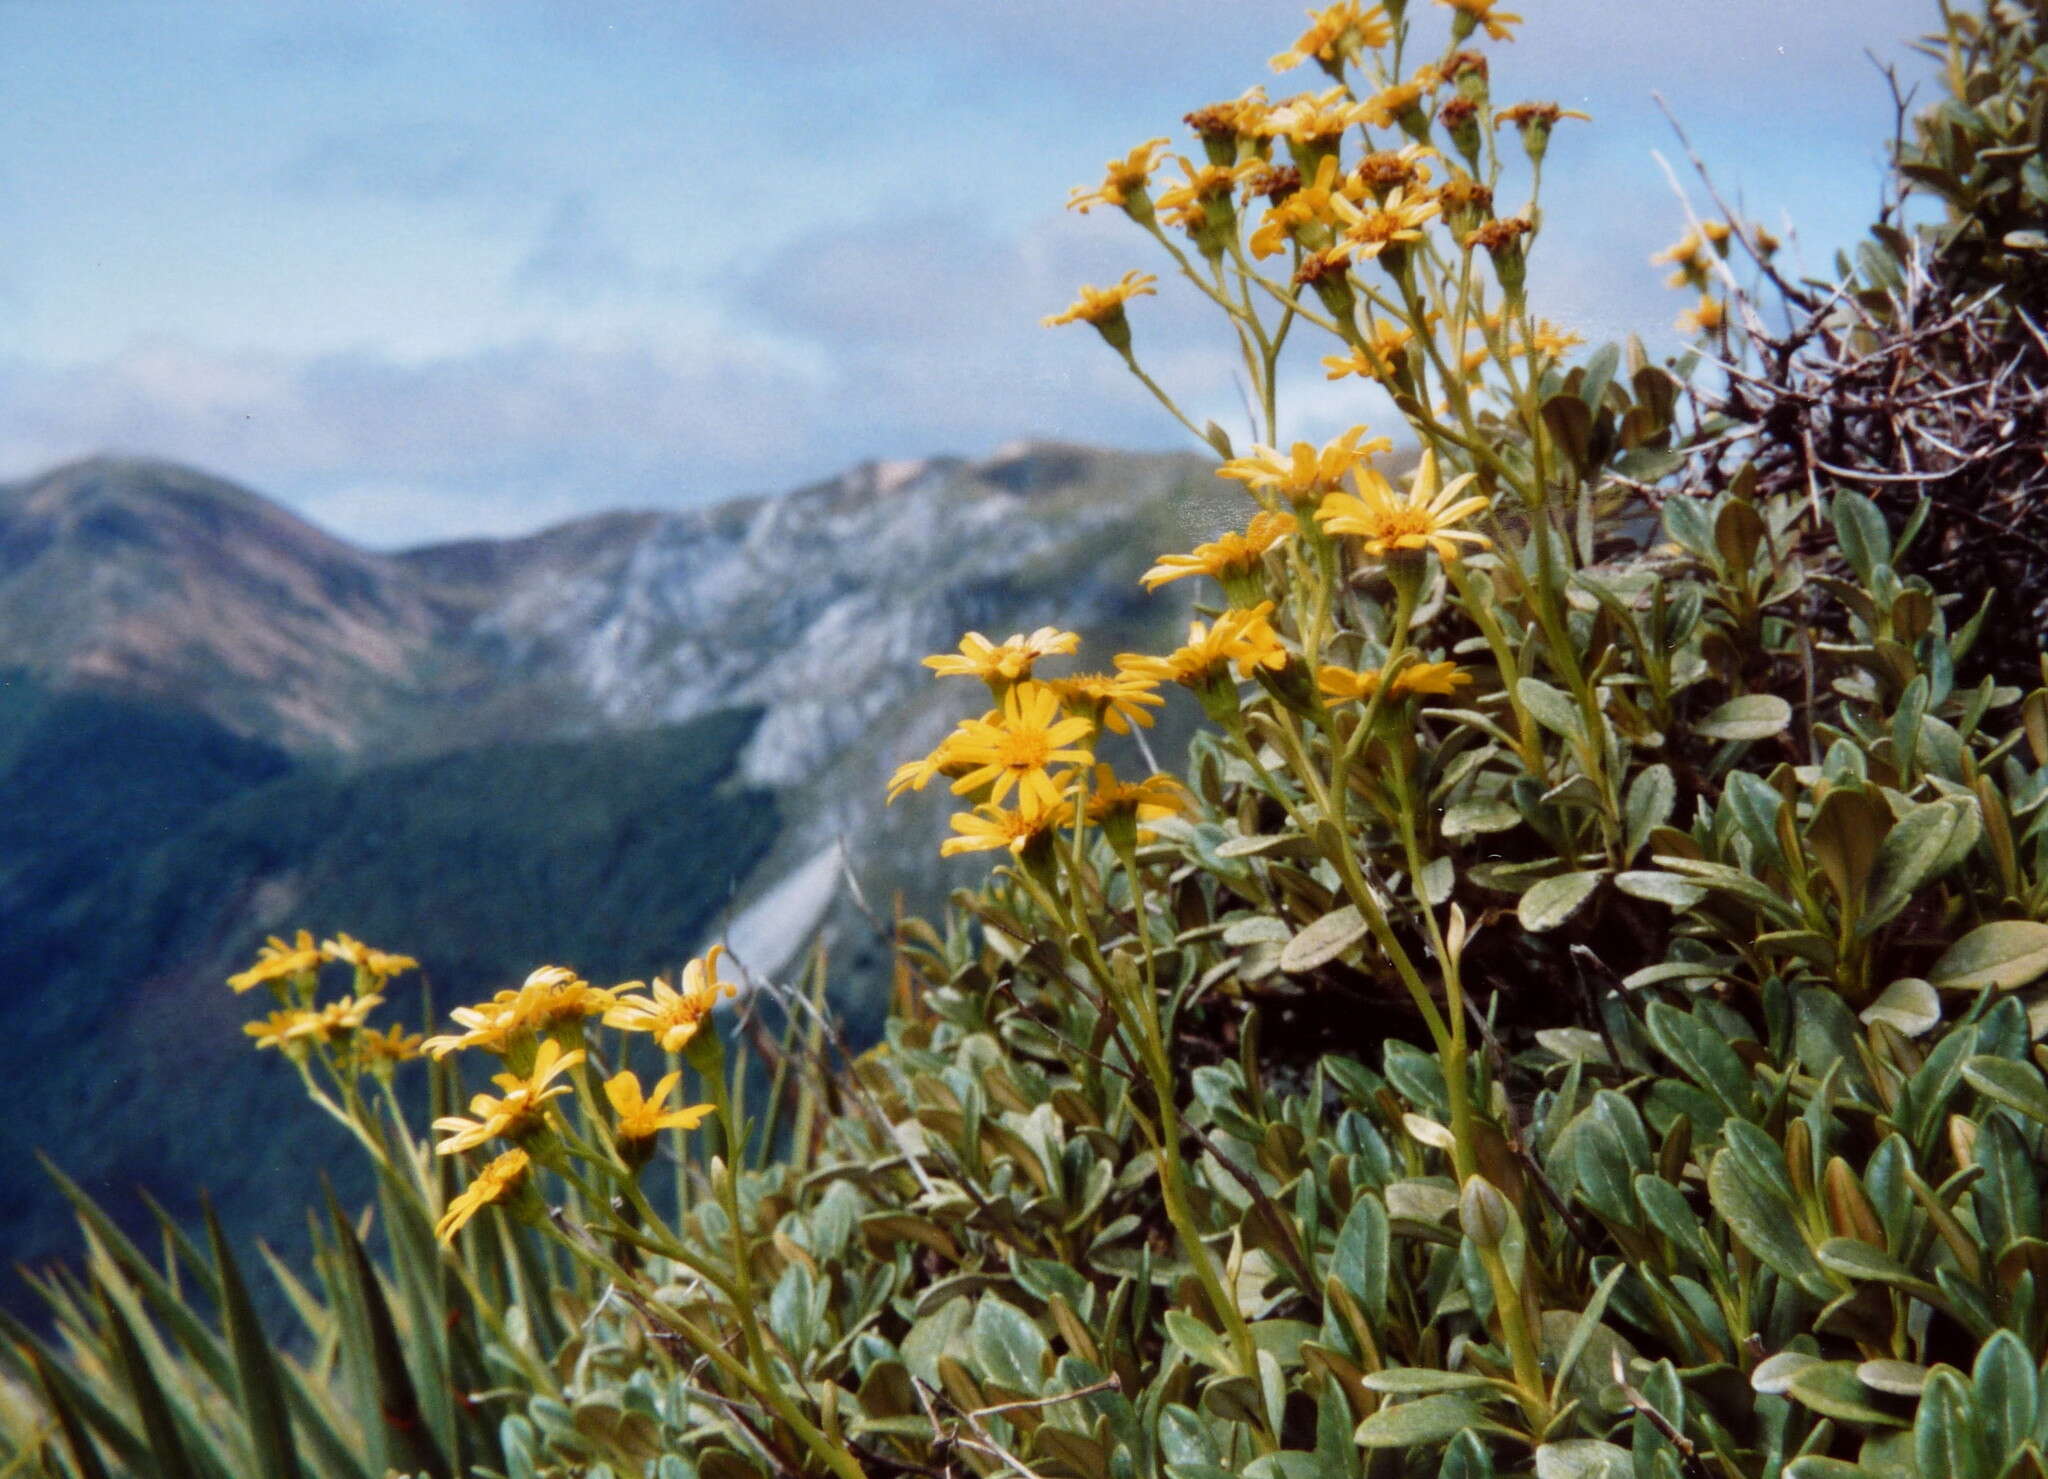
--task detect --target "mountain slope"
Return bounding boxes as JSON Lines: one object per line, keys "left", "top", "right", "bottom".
{"left": 0, "top": 689, "right": 775, "bottom": 1297}
{"left": 0, "top": 458, "right": 458, "bottom": 751}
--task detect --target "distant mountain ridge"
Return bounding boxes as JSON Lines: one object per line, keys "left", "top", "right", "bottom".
{"left": 0, "top": 444, "right": 1215, "bottom": 763}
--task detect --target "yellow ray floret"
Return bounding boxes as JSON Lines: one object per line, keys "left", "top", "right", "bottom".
{"left": 1318, "top": 660, "right": 1473, "bottom": 703}
{"left": 1216, "top": 426, "right": 1395, "bottom": 507}
{"left": 243, "top": 993, "right": 382, "bottom": 1051}
{"left": 604, "top": 945, "right": 740, "bottom": 1054}
{"left": 1271, "top": 1, "right": 1393, "bottom": 72}
{"left": 227, "top": 930, "right": 323, "bottom": 993}
{"left": 1116, "top": 602, "right": 1290, "bottom": 688}
{"left": 1083, "top": 763, "right": 1191, "bottom": 846}
{"left": 1261, "top": 87, "right": 1377, "bottom": 148}
{"left": 1141, "top": 511, "right": 1297, "bottom": 591}
{"left": 1042, "top": 272, "right": 1158, "bottom": 331}
{"left": 1676, "top": 296, "right": 1727, "bottom": 335}
{"left": 1327, "top": 185, "right": 1440, "bottom": 265}
{"left": 1316, "top": 450, "right": 1491, "bottom": 562}
{"left": 1041, "top": 672, "right": 1164, "bottom": 735}
{"left": 944, "top": 681, "right": 1096, "bottom": 810}
{"left": 422, "top": 965, "right": 615, "bottom": 1059}
{"left": 432, "top": 1038, "right": 584, "bottom": 1155}
{"left": 1435, "top": 0, "right": 1521, "bottom": 42}
{"left": 320, "top": 933, "right": 419, "bottom": 982}
{"left": 435, "top": 1147, "right": 530, "bottom": 1244}
{"left": 1067, "top": 138, "right": 1171, "bottom": 215}
{"left": 605, "top": 1070, "right": 716, "bottom": 1142}
{"left": 923, "top": 627, "right": 1080, "bottom": 683}
{"left": 942, "top": 789, "right": 1071, "bottom": 858}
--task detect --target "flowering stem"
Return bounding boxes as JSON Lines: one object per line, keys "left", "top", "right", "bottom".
{"left": 1119, "top": 347, "right": 1211, "bottom": 446}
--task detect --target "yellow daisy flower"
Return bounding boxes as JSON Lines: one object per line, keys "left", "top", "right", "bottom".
{"left": 885, "top": 724, "right": 986, "bottom": 803}
{"left": 1435, "top": 0, "right": 1522, "bottom": 42}
{"left": 1328, "top": 184, "right": 1440, "bottom": 264}
{"left": 604, "top": 945, "right": 740, "bottom": 1055}
{"left": 923, "top": 627, "right": 1080, "bottom": 684}
{"left": 1247, "top": 155, "right": 1359, "bottom": 258}
{"left": 356, "top": 1023, "right": 424, "bottom": 1071}
{"left": 1676, "top": 296, "right": 1727, "bottom": 335}
{"left": 1184, "top": 88, "right": 1272, "bottom": 150}
{"left": 435, "top": 1148, "right": 530, "bottom": 1244}
{"left": 1082, "top": 763, "right": 1191, "bottom": 849}
{"left": 1116, "top": 602, "right": 1290, "bottom": 688}
{"left": 1040, "top": 672, "right": 1164, "bottom": 735}
{"left": 1261, "top": 87, "right": 1376, "bottom": 148}
{"left": 227, "top": 930, "right": 322, "bottom": 994}
{"left": 320, "top": 933, "right": 419, "bottom": 982}
{"left": 1270, "top": 1, "right": 1392, "bottom": 72}
{"left": 1140, "top": 511, "right": 1296, "bottom": 597}
{"left": 1322, "top": 320, "right": 1416, "bottom": 380}
{"left": 1154, "top": 157, "right": 1255, "bottom": 216}
{"left": 1316, "top": 450, "right": 1491, "bottom": 562}
{"left": 244, "top": 1008, "right": 318, "bottom": 1053}
{"left": 1216, "top": 426, "right": 1395, "bottom": 508}
{"left": 604, "top": 1070, "right": 715, "bottom": 1142}
{"left": 1041, "top": 272, "right": 1158, "bottom": 329}
{"left": 1318, "top": 660, "right": 1473, "bottom": 703}
{"left": 432, "top": 1038, "right": 583, "bottom": 1156}
{"left": 941, "top": 791, "right": 1070, "bottom": 858}
{"left": 944, "top": 681, "right": 1096, "bottom": 810}
{"left": 1067, "top": 138, "right": 1171, "bottom": 215}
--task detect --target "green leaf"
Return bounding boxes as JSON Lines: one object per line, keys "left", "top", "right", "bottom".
{"left": 1517, "top": 678, "right": 1586, "bottom": 744}
{"left": 1697, "top": 694, "right": 1793, "bottom": 742}
{"left": 1164, "top": 1310, "right": 1235, "bottom": 1375}
{"left": 29, "top": 1348, "right": 116, "bottom": 1479}
{"left": 1361, "top": 1369, "right": 1508, "bottom": 1394}
{"left": 1533, "top": 1441, "right": 1632, "bottom": 1479}
{"left": 1519, "top": 871, "right": 1604, "bottom": 933}
{"left": 1860, "top": 799, "right": 1975, "bottom": 932}
{"left": 1970, "top": 1331, "right": 2037, "bottom": 1465}
{"left": 1158, "top": 1404, "right": 1220, "bottom": 1468}
{"left": 1354, "top": 1394, "right": 1491, "bottom": 1448}
{"left": 1929, "top": 921, "right": 2048, "bottom": 991}
{"left": 1614, "top": 871, "right": 1708, "bottom": 910}
{"left": 99, "top": 1290, "right": 204, "bottom": 1479}
{"left": 1624, "top": 766, "right": 1676, "bottom": 860}
{"left": 1708, "top": 1149, "right": 1828, "bottom": 1295}
{"left": 203, "top": 1202, "right": 303, "bottom": 1479}
{"left": 971, "top": 1294, "right": 1050, "bottom": 1392}
{"left": 1646, "top": 1003, "right": 1755, "bottom": 1120}
{"left": 1962, "top": 1056, "right": 2048, "bottom": 1128}
{"left": 1281, "top": 905, "right": 1368, "bottom": 973}
{"left": 1815, "top": 1239, "right": 1945, "bottom": 1303}
{"left": 1785, "top": 1361, "right": 1909, "bottom": 1427}
{"left": 1833, "top": 490, "right": 1890, "bottom": 584}
{"left": 1860, "top": 978, "right": 1940, "bottom": 1036}
{"left": 1330, "top": 1195, "right": 1389, "bottom": 1328}
{"left": 1549, "top": 1264, "right": 1628, "bottom": 1397}
{"left": 1914, "top": 1369, "right": 1987, "bottom": 1479}
{"left": 1444, "top": 797, "right": 1522, "bottom": 837}
{"left": 325, "top": 1192, "right": 449, "bottom": 1479}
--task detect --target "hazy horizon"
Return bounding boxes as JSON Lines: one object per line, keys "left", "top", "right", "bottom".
{"left": 0, "top": 0, "right": 1938, "bottom": 545}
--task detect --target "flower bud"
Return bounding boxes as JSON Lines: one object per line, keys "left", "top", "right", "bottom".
{"left": 1459, "top": 1175, "right": 1511, "bottom": 1250}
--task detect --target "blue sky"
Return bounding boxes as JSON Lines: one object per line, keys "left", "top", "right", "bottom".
{"left": 0, "top": 1, "right": 1937, "bottom": 546}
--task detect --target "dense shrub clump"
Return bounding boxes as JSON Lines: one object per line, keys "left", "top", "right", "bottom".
{"left": 8, "top": 3, "right": 2048, "bottom": 1478}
